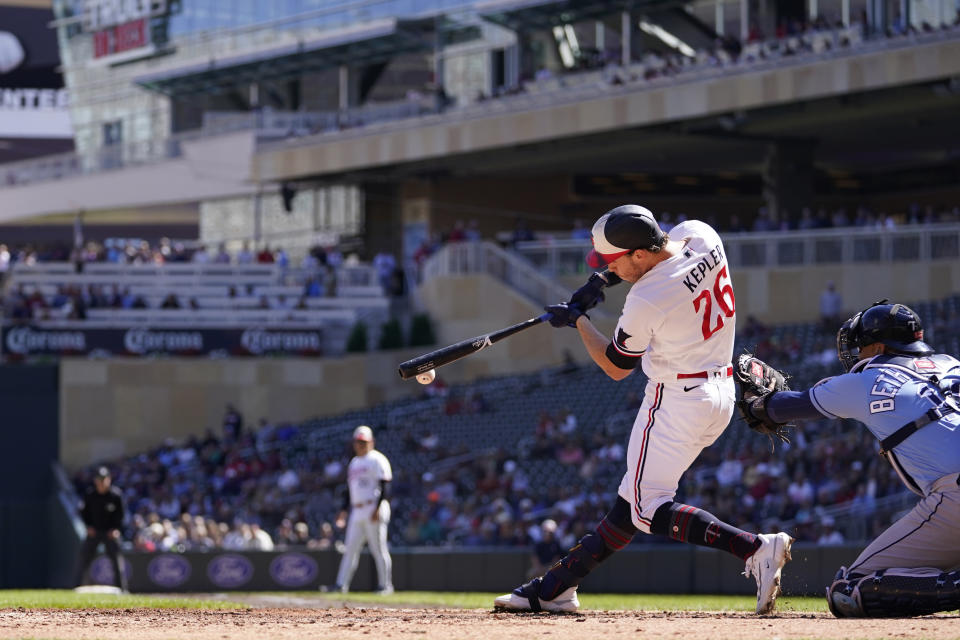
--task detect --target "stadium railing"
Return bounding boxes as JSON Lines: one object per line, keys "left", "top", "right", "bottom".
{"left": 421, "top": 241, "right": 612, "bottom": 314}
{"left": 512, "top": 222, "right": 960, "bottom": 275}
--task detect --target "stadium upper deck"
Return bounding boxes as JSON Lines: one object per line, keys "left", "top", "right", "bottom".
{"left": 2, "top": 0, "right": 959, "bottom": 264}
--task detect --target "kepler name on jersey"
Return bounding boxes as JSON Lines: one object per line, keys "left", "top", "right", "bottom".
{"left": 682, "top": 244, "right": 726, "bottom": 293}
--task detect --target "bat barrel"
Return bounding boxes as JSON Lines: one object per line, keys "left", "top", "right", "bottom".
{"left": 397, "top": 314, "right": 549, "bottom": 379}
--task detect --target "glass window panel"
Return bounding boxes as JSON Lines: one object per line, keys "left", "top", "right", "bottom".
{"left": 891, "top": 236, "right": 920, "bottom": 261}
{"left": 853, "top": 237, "right": 881, "bottom": 262}
{"left": 777, "top": 239, "right": 804, "bottom": 265}
{"left": 814, "top": 238, "right": 843, "bottom": 263}
{"left": 739, "top": 243, "right": 766, "bottom": 266}
{"left": 931, "top": 234, "right": 959, "bottom": 260}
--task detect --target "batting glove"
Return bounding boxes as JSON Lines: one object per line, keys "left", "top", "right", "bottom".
{"left": 544, "top": 302, "right": 585, "bottom": 328}
{"left": 568, "top": 271, "right": 622, "bottom": 312}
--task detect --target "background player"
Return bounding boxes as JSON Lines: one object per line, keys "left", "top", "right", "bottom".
{"left": 75, "top": 466, "right": 127, "bottom": 592}
{"left": 739, "top": 301, "right": 960, "bottom": 617}
{"left": 495, "top": 205, "right": 793, "bottom": 614}
{"left": 330, "top": 425, "right": 394, "bottom": 594}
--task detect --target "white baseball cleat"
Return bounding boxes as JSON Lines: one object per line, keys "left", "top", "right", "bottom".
{"left": 493, "top": 578, "right": 580, "bottom": 613}
{"left": 743, "top": 532, "right": 794, "bottom": 614}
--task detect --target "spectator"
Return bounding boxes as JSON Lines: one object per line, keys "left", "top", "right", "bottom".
{"left": 464, "top": 220, "right": 482, "bottom": 242}
{"left": 816, "top": 516, "right": 845, "bottom": 545}
{"left": 222, "top": 404, "right": 243, "bottom": 441}
{"left": 257, "top": 245, "right": 275, "bottom": 264}
{"left": 570, "top": 219, "right": 591, "bottom": 240}
{"left": 819, "top": 281, "right": 843, "bottom": 327}
{"left": 752, "top": 207, "right": 775, "bottom": 231}
{"left": 237, "top": 242, "right": 255, "bottom": 264}
{"left": 249, "top": 522, "right": 275, "bottom": 550}
{"left": 213, "top": 243, "right": 231, "bottom": 264}
{"left": 528, "top": 519, "right": 563, "bottom": 580}
{"left": 447, "top": 221, "right": 467, "bottom": 243}
{"left": 373, "top": 251, "right": 397, "bottom": 294}
{"left": 191, "top": 245, "right": 210, "bottom": 264}
{"left": 511, "top": 218, "right": 535, "bottom": 245}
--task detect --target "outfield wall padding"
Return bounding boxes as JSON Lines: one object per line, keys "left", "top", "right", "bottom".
{"left": 83, "top": 543, "right": 861, "bottom": 596}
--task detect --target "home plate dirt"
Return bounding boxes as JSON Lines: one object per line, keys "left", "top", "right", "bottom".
{"left": 1, "top": 608, "right": 958, "bottom": 640}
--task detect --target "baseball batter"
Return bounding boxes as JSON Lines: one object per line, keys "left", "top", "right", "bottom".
{"left": 739, "top": 300, "right": 960, "bottom": 617}
{"left": 330, "top": 425, "right": 394, "bottom": 594}
{"left": 495, "top": 205, "right": 792, "bottom": 614}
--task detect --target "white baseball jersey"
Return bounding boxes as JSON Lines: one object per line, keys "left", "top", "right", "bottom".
{"left": 612, "top": 219, "right": 738, "bottom": 532}
{"left": 337, "top": 448, "right": 394, "bottom": 592}
{"left": 346, "top": 450, "right": 392, "bottom": 506}
{"left": 611, "top": 219, "right": 736, "bottom": 382}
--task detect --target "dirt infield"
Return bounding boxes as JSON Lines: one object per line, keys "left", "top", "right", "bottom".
{"left": 1, "top": 606, "right": 958, "bottom": 640}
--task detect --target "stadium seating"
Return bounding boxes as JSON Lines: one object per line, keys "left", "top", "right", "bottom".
{"left": 73, "top": 293, "right": 960, "bottom": 552}
{"left": 2, "top": 262, "right": 391, "bottom": 350}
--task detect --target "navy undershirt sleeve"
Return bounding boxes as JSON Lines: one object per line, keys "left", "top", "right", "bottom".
{"left": 766, "top": 390, "right": 831, "bottom": 423}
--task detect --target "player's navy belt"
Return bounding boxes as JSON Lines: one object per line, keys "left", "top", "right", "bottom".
{"left": 353, "top": 500, "right": 377, "bottom": 508}
{"left": 677, "top": 365, "right": 733, "bottom": 380}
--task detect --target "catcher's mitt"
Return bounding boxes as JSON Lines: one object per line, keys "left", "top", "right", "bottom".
{"left": 734, "top": 353, "right": 792, "bottom": 445}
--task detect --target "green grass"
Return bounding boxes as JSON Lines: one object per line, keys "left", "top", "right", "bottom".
{"left": 0, "top": 590, "right": 247, "bottom": 610}
{"left": 292, "top": 591, "right": 830, "bottom": 612}
{"left": 0, "top": 590, "right": 830, "bottom": 613}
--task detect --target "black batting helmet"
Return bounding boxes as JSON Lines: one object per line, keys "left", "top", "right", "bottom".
{"left": 836, "top": 299, "right": 933, "bottom": 371}
{"left": 586, "top": 205, "right": 666, "bottom": 268}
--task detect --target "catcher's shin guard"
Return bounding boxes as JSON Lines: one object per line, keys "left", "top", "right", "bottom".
{"left": 828, "top": 567, "right": 960, "bottom": 617}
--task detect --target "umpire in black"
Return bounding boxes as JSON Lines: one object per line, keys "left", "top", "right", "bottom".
{"left": 75, "top": 466, "right": 128, "bottom": 591}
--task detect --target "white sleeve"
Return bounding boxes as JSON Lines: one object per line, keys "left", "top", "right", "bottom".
{"left": 611, "top": 296, "right": 662, "bottom": 358}
{"left": 377, "top": 452, "right": 393, "bottom": 482}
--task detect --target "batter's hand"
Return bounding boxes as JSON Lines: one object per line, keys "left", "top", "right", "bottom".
{"left": 544, "top": 302, "right": 585, "bottom": 328}
{"left": 335, "top": 511, "right": 347, "bottom": 529}
{"left": 370, "top": 509, "right": 379, "bottom": 523}
{"left": 568, "top": 271, "right": 621, "bottom": 312}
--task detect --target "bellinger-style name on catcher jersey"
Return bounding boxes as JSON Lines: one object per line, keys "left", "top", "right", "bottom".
{"left": 611, "top": 219, "right": 736, "bottom": 382}
{"left": 808, "top": 353, "right": 960, "bottom": 497}
{"left": 346, "top": 450, "right": 393, "bottom": 506}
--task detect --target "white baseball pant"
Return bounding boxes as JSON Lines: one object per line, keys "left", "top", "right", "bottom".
{"left": 335, "top": 500, "right": 393, "bottom": 590}
{"left": 617, "top": 377, "right": 735, "bottom": 533}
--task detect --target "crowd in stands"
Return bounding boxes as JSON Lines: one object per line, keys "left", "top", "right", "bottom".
{"left": 0, "top": 238, "right": 346, "bottom": 270}
{"left": 0, "top": 239, "right": 417, "bottom": 322}
{"left": 72, "top": 293, "right": 960, "bottom": 554}
{"left": 479, "top": 10, "right": 960, "bottom": 102}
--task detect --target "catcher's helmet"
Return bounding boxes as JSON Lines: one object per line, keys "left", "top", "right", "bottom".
{"left": 836, "top": 299, "right": 933, "bottom": 371}
{"left": 586, "top": 205, "right": 666, "bottom": 268}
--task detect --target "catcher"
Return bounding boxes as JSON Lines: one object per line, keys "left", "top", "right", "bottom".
{"left": 736, "top": 300, "right": 960, "bottom": 617}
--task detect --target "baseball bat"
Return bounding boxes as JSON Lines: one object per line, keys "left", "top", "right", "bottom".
{"left": 397, "top": 313, "right": 551, "bottom": 379}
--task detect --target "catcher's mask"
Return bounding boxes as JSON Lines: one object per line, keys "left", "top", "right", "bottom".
{"left": 836, "top": 299, "right": 933, "bottom": 371}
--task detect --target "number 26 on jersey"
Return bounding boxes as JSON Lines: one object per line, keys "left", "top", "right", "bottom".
{"left": 692, "top": 265, "right": 735, "bottom": 340}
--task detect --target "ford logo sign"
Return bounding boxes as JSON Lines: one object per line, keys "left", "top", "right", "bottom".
{"left": 269, "top": 553, "right": 318, "bottom": 587}
{"left": 147, "top": 554, "right": 191, "bottom": 588}
{"left": 89, "top": 555, "right": 131, "bottom": 585}
{"left": 206, "top": 554, "right": 254, "bottom": 588}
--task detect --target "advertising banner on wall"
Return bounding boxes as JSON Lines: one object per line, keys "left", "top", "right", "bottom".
{"left": 0, "top": 4, "right": 72, "bottom": 139}
{"left": 79, "top": 0, "right": 174, "bottom": 65}
{"left": 86, "top": 550, "right": 365, "bottom": 593}
{"left": 1, "top": 325, "right": 324, "bottom": 357}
